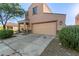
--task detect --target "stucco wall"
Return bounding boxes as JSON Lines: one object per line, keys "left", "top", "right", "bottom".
{"left": 13, "top": 27, "right": 18, "bottom": 31}
{"left": 29, "top": 13, "right": 66, "bottom": 30}
{"left": 28, "top": 3, "right": 43, "bottom": 30}
{"left": 76, "top": 20, "right": 79, "bottom": 25}
{"left": 43, "top": 4, "right": 51, "bottom": 13}
{"left": 75, "top": 17, "right": 79, "bottom": 25}
{"left": 27, "top": 3, "right": 66, "bottom": 30}
{"left": 28, "top": 3, "right": 43, "bottom": 17}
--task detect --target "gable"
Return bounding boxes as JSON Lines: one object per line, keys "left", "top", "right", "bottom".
{"left": 43, "top": 4, "right": 51, "bottom": 13}
{"left": 28, "top": 3, "right": 52, "bottom": 17}
{"left": 28, "top": 3, "right": 43, "bottom": 17}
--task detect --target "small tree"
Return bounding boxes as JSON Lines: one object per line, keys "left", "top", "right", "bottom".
{"left": 0, "top": 3, "right": 25, "bottom": 29}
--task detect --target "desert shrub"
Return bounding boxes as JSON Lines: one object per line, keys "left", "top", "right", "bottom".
{"left": 58, "top": 25, "right": 79, "bottom": 51}
{"left": 0, "top": 29, "right": 13, "bottom": 39}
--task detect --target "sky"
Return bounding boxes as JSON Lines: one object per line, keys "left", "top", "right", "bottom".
{"left": 10, "top": 3, "right": 79, "bottom": 25}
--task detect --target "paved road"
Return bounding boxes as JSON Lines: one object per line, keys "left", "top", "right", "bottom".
{"left": 0, "top": 34, "right": 54, "bottom": 56}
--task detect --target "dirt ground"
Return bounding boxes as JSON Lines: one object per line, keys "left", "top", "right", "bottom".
{"left": 41, "top": 38, "right": 79, "bottom": 56}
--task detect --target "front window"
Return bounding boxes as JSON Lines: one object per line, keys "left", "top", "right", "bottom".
{"left": 32, "top": 7, "right": 37, "bottom": 15}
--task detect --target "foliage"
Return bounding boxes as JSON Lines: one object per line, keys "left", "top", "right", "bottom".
{"left": 58, "top": 25, "right": 79, "bottom": 51}
{"left": 0, "top": 3, "right": 25, "bottom": 29}
{"left": 0, "top": 26, "right": 3, "bottom": 30}
{"left": 0, "top": 29, "right": 13, "bottom": 39}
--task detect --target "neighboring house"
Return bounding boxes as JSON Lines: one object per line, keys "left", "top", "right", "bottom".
{"left": 75, "top": 14, "right": 79, "bottom": 25}
{"left": 6, "top": 22, "right": 18, "bottom": 31}
{"left": 18, "top": 3, "right": 66, "bottom": 36}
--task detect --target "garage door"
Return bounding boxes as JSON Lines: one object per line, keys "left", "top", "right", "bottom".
{"left": 32, "top": 22, "right": 57, "bottom": 35}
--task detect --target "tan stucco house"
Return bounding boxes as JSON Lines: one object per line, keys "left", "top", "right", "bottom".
{"left": 18, "top": 3, "right": 66, "bottom": 36}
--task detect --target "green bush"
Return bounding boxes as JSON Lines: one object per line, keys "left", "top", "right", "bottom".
{"left": 58, "top": 25, "right": 79, "bottom": 51}
{"left": 0, "top": 29, "right": 13, "bottom": 39}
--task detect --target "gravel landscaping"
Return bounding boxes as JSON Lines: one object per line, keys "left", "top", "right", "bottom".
{"left": 41, "top": 38, "right": 79, "bottom": 56}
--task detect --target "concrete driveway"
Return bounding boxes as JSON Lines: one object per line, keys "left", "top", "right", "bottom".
{"left": 0, "top": 34, "right": 54, "bottom": 56}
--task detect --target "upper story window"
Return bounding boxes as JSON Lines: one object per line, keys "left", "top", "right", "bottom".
{"left": 32, "top": 7, "right": 37, "bottom": 15}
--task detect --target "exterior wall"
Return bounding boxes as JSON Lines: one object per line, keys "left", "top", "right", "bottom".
{"left": 75, "top": 16, "right": 79, "bottom": 25}
{"left": 43, "top": 4, "right": 51, "bottom": 13}
{"left": 28, "top": 3, "right": 43, "bottom": 17}
{"left": 28, "top": 3, "right": 43, "bottom": 30}
{"left": 75, "top": 14, "right": 79, "bottom": 25}
{"left": 75, "top": 19, "right": 79, "bottom": 25}
{"left": 28, "top": 3, "right": 51, "bottom": 17}
{"left": 13, "top": 27, "right": 18, "bottom": 31}
{"left": 27, "top": 3, "right": 66, "bottom": 31}
{"left": 29, "top": 13, "right": 66, "bottom": 30}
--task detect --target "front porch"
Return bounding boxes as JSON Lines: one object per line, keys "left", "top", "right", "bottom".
{"left": 18, "top": 20, "right": 30, "bottom": 33}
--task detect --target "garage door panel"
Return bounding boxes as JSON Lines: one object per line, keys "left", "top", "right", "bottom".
{"left": 32, "top": 22, "right": 56, "bottom": 35}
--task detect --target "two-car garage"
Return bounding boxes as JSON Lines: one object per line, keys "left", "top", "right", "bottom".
{"left": 32, "top": 21, "right": 57, "bottom": 36}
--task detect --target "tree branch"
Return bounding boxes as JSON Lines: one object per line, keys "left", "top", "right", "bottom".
{"left": 0, "top": 14, "right": 4, "bottom": 25}
{"left": 4, "top": 15, "right": 13, "bottom": 25}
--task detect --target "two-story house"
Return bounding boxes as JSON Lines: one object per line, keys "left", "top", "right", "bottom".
{"left": 18, "top": 3, "right": 66, "bottom": 36}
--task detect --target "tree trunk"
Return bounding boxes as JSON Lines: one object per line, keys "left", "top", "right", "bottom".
{"left": 3, "top": 25, "right": 6, "bottom": 30}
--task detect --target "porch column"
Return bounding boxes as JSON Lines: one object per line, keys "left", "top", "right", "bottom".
{"left": 18, "top": 23, "right": 20, "bottom": 32}
{"left": 27, "top": 23, "right": 29, "bottom": 32}
{"left": 24, "top": 22, "right": 26, "bottom": 31}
